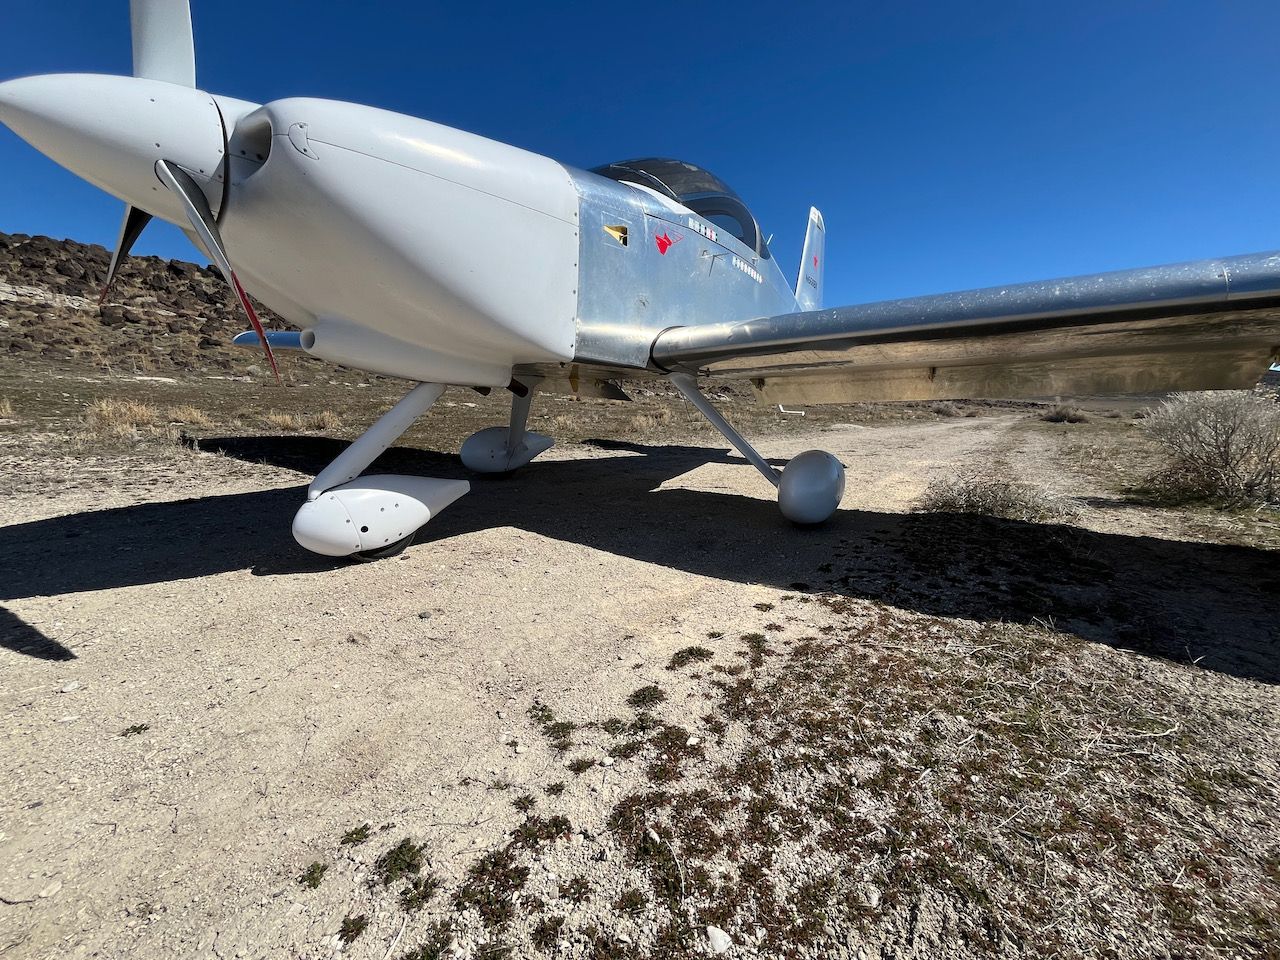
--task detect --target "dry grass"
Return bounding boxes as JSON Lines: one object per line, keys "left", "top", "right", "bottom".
{"left": 76, "top": 398, "right": 230, "bottom": 445}
{"left": 626, "top": 407, "right": 675, "bottom": 434}
{"left": 83, "top": 397, "right": 163, "bottom": 441}
{"left": 306, "top": 409, "right": 342, "bottom": 432}
{"left": 261, "top": 409, "right": 342, "bottom": 433}
{"left": 930, "top": 401, "right": 962, "bottom": 417}
{"left": 166, "top": 404, "right": 212, "bottom": 428}
{"left": 1041, "top": 404, "right": 1090, "bottom": 424}
{"left": 262, "top": 411, "right": 302, "bottom": 431}
{"left": 0, "top": 397, "right": 13, "bottom": 417}
{"left": 1141, "top": 391, "right": 1280, "bottom": 506}
{"left": 914, "top": 474, "right": 1080, "bottom": 523}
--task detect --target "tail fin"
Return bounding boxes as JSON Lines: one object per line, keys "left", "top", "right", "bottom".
{"left": 795, "top": 207, "right": 825, "bottom": 310}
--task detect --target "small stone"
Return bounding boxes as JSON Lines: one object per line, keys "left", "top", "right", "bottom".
{"left": 39, "top": 879, "right": 63, "bottom": 898}
{"left": 346, "top": 632, "right": 367, "bottom": 644}
{"left": 515, "top": 745, "right": 527, "bottom": 755}
{"left": 863, "top": 886, "right": 881, "bottom": 909}
{"left": 600, "top": 757, "right": 615, "bottom": 767}
{"left": 59, "top": 681, "right": 80, "bottom": 694}
{"left": 617, "top": 932, "right": 632, "bottom": 944}
{"left": 417, "top": 611, "right": 433, "bottom": 620}
{"left": 706, "top": 925, "right": 732, "bottom": 954}
{"left": 686, "top": 736, "right": 701, "bottom": 747}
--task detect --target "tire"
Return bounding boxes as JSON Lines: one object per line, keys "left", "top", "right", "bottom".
{"left": 350, "top": 531, "right": 416, "bottom": 562}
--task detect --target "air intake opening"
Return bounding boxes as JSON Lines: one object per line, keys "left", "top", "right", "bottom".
{"left": 230, "top": 112, "right": 274, "bottom": 166}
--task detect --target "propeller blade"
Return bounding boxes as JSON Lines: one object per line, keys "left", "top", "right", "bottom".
{"left": 130, "top": 0, "right": 196, "bottom": 87}
{"left": 99, "top": 204, "right": 153, "bottom": 304}
{"left": 155, "top": 159, "right": 280, "bottom": 383}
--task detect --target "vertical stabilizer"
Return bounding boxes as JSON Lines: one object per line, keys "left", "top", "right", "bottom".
{"left": 795, "top": 207, "right": 824, "bottom": 310}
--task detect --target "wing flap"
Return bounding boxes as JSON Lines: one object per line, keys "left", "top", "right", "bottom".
{"left": 651, "top": 250, "right": 1280, "bottom": 403}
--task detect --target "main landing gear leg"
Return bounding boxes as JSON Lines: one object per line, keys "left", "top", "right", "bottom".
{"left": 460, "top": 375, "right": 554, "bottom": 473}
{"left": 668, "top": 373, "right": 845, "bottom": 524}
{"left": 292, "top": 382, "right": 470, "bottom": 559}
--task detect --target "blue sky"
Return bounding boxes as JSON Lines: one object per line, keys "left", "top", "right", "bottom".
{"left": 2, "top": 1, "right": 1279, "bottom": 307}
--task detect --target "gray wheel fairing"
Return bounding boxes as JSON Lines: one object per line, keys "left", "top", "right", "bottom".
{"left": 778, "top": 450, "right": 846, "bottom": 524}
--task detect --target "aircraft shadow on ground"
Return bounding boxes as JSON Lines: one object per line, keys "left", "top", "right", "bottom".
{"left": 1, "top": 435, "right": 1276, "bottom": 684}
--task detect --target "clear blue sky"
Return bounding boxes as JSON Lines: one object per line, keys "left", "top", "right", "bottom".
{"left": 3, "top": 1, "right": 1279, "bottom": 307}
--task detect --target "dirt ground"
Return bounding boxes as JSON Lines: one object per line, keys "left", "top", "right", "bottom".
{"left": 1, "top": 370, "right": 1278, "bottom": 960}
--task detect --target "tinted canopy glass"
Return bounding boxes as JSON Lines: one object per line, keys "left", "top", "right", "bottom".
{"left": 591, "top": 158, "right": 769, "bottom": 259}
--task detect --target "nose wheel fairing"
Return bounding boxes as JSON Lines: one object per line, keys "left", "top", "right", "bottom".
{"left": 293, "top": 475, "right": 469, "bottom": 557}
{"left": 293, "top": 381, "right": 470, "bottom": 560}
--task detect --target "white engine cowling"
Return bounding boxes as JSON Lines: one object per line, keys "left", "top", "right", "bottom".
{"left": 293, "top": 474, "right": 470, "bottom": 556}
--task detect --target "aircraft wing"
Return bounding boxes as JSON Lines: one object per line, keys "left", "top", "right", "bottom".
{"left": 650, "top": 251, "right": 1280, "bottom": 404}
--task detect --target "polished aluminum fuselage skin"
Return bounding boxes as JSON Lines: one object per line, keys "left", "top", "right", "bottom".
{"left": 566, "top": 168, "right": 798, "bottom": 371}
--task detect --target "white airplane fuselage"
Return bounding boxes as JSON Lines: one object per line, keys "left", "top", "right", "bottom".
{"left": 0, "top": 73, "right": 800, "bottom": 388}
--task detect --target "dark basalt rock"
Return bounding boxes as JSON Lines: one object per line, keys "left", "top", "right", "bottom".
{"left": 0, "top": 229, "right": 298, "bottom": 378}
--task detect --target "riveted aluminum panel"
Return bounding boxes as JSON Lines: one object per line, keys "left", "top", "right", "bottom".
{"left": 568, "top": 167, "right": 796, "bottom": 369}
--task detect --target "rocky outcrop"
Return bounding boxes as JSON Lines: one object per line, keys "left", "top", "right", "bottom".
{"left": 0, "top": 230, "right": 291, "bottom": 376}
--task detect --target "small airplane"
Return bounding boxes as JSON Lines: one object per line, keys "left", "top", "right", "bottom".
{"left": 2, "top": 1, "right": 1278, "bottom": 560}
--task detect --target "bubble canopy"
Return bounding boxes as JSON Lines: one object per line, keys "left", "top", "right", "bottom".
{"left": 590, "top": 157, "right": 770, "bottom": 259}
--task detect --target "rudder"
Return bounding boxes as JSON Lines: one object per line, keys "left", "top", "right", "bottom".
{"left": 795, "top": 207, "right": 824, "bottom": 310}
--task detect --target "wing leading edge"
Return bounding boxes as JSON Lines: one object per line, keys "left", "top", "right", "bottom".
{"left": 651, "top": 251, "right": 1280, "bottom": 403}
